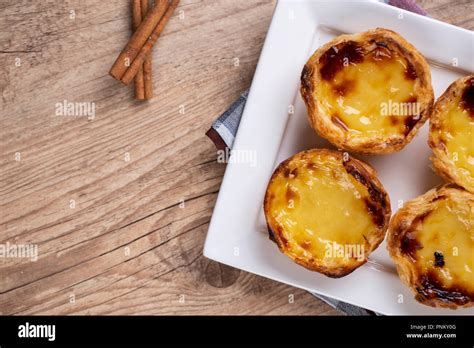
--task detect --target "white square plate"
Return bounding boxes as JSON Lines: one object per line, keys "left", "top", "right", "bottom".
{"left": 204, "top": 0, "right": 474, "bottom": 315}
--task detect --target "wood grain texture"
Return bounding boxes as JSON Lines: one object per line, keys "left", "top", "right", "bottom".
{"left": 0, "top": 0, "right": 471, "bottom": 315}
{"left": 417, "top": 0, "right": 474, "bottom": 30}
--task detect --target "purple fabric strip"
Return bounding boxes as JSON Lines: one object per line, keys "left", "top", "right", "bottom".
{"left": 389, "top": 0, "right": 427, "bottom": 15}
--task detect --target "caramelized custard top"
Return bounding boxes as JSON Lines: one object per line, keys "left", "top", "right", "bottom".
{"left": 265, "top": 151, "right": 388, "bottom": 270}
{"left": 432, "top": 77, "right": 474, "bottom": 189}
{"left": 401, "top": 195, "right": 474, "bottom": 305}
{"left": 460, "top": 77, "right": 474, "bottom": 116}
{"left": 317, "top": 40, "right": 420, "bottom": 138}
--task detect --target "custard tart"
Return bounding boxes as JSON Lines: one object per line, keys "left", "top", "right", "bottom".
{"left": 301, "top": 28, "right": 434, "bottom": 154}
{"left": 387, "top": 185, "right": 474, "bottom": 309}
{"left": 429, "top": 75, "right": 474, "bottom": 193}
{"left": 263, "top": 149, "right": 391, "bottom": 277}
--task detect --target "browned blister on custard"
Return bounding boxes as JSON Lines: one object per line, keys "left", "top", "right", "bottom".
{"left": 429, "top": 75, "right": 474, "bottom": 193}
{"left": 388, "top": 186, "right": 474, "bottom": 309}
{"left": 263, "top": 149, "right": 391, "bottom": 278}
{"left": 301, "top": 28, "right": 434, "bottom": 154}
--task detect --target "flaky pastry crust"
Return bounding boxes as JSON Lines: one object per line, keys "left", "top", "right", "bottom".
{"left": 301, "top": 28, "right": 434, "bottom": 154}
{"left": 387, "top": 185, "right": 474, "bottom": 309}
{"left": 429, "top": 75, "right": 474, "bottom": 193}
{"left": 263, "top": 149, "right": 391, "bottom": 277}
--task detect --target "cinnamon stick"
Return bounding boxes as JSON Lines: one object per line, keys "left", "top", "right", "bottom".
{"left": 132, "top": 0, "right": 145, "bottom": 100}
{"left": 120, "top": 0, "right": 180, "bottom": 85}
{"left": 141, "top": 0, "right": 153, "bottom": 99}
{"left": 109, "top": 0, "right": 168, "bottom": 81}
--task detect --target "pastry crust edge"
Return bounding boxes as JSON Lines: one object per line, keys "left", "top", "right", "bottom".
{"left": 263, "top": 148, "right": 391, "bottom": 278}
{"left": 387, "top": 184, "right": 474, "bottom": 309}
{"left": 428, "top": 75, "right": 474, "bottom": 193}
{"left": 301, "top": 28, "right": 434, "bottom": 155}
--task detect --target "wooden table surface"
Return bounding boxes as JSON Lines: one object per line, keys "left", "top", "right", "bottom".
{"left": 0, "top": 0, "right": 472, "bottom": 315}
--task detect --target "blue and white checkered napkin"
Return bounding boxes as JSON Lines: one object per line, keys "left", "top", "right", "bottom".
{"left": 206, "top": 0, "right": 426, "bottom": 315}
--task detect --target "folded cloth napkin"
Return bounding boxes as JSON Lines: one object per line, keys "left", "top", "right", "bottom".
{"left": 206, "top": 0, "right": 425, "bottom": 315}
